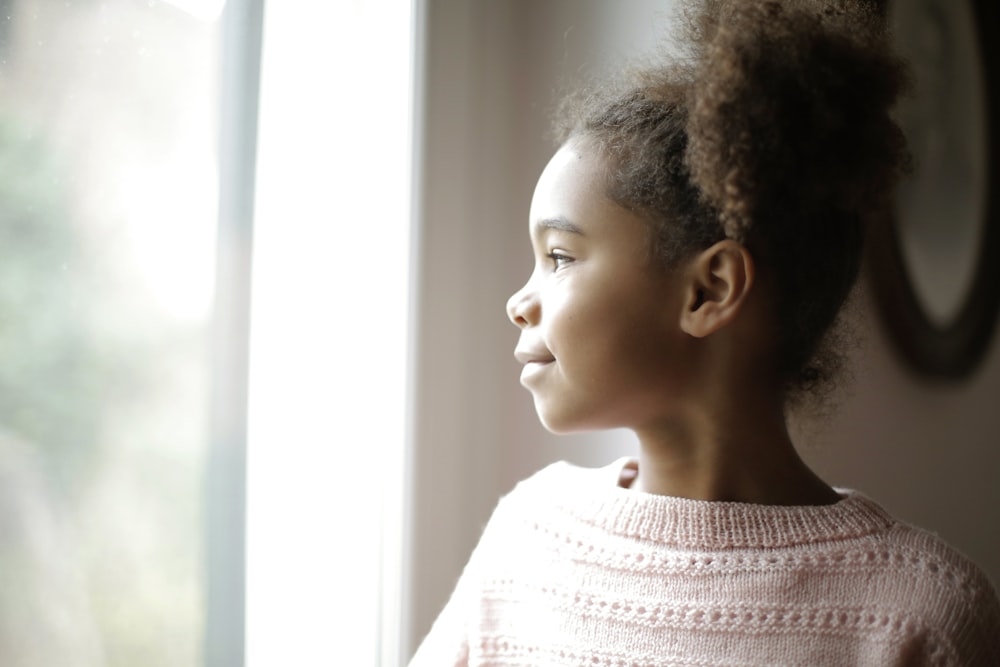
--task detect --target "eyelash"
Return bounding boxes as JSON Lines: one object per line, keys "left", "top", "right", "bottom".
{"left": 547, "top": 250, "right": 574, "bottom": 270}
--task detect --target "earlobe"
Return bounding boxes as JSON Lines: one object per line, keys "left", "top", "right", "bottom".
{"left": 679, "top": 241, "right": 754, "bottom": 338}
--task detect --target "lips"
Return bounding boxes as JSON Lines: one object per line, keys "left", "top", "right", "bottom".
{"left": 515, "top": 344, "right": 555, "bottom": 386}
{"left": 514, "top": 346, "right": 555, "bottom": 365}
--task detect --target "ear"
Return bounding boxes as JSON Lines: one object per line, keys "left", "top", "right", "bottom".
{"left": 679, "top": 240, "right": 755, "bottom": 338}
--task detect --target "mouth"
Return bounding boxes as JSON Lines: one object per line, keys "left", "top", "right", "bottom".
{"left": 514, "top": 346, "right": 555, "bottom": 385}
{"left": 514, "top": 347, "right": 555, "bottom": 366}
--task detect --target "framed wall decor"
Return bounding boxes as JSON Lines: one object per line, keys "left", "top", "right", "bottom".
{"left": 869, "top": 0, "right": 1000, "bottom": 379}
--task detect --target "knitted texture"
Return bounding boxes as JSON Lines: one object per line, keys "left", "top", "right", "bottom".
{"left": 410, "top": 459, "right": 1000, "bottom": 666}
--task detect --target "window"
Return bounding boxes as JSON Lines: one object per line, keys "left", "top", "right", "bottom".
{"left": 0, "top": 0, "right": 414, "bottom": 664}
{"left": 0, "top": 0, "right": 220, "bottom": 664}
{"left": 245, "top": 2, "right": 414, "bottom": 666}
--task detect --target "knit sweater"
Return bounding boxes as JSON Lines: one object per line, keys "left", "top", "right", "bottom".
{"left": 409, "top": 459, "right": 1000, "bottom": 666}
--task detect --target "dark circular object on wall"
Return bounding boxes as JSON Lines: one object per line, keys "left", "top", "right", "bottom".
{"left": 870, "top": 0, "right": 1000, "bottom": 379}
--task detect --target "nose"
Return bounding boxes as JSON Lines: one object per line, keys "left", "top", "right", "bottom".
{"left": 506, "top": 282, "right": 538, "bottom": 329}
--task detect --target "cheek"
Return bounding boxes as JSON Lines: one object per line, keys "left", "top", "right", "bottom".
{"left": 550, "top": 289, "right": 655, "bottom": 365}
{"left": 590, "top": 297, "right": 677, "bottom": 378}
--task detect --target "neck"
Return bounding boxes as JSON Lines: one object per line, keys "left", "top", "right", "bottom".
{"left": 627, "top": 392, "right": 839, "bottom": 506}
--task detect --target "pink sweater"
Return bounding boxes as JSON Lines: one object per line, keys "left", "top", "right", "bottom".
{"left": 410, "top": 459, "right": 1000, "bottom": 666}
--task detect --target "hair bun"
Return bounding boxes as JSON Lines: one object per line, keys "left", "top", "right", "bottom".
{"left": 684, "top": 0, "right": 908, "bottom": 241}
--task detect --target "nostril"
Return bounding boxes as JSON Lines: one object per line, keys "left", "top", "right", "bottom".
{"left": 506, "top": 291, "right": 528, "bottom": 327}
{"left": 506, "top": 283, "right": 538, "bottom": 328}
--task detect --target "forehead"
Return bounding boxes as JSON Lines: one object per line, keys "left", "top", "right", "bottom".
{"left": 527, "top": 142, "right": 659, "bottom": 264}
{"left": 529, "top": 142, "right": 608, "bottom": 232}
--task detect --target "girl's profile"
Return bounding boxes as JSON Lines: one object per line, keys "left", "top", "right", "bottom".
{"left": 409, "top": 0, "right": 1000, "bottom": 664}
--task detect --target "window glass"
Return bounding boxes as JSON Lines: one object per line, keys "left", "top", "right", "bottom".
{"left": 0, "top": 1, "right": 218, "bottom": 664}
{"left": 245, "top": 2, "right": 413, "bottom": 665}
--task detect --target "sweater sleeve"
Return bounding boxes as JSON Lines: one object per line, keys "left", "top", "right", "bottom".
{"left": 949, "top": 572, "right": 1000, "bottom": 666}
{"left": 408, "top": 497, "right": 508, "bottom": 667}
{"left": 407, "top": 584, "right": 470, "bottom": 667}
{"left": 410, "top": 559, "right": 473, "bottom": 667}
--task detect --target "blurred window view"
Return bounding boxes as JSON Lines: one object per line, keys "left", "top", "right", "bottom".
{"left": 0, "top": 0, "right": 220, "bottom": 665}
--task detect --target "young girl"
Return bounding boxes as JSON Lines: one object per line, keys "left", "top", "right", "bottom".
{"left": 410, "top": 1, "right": 1000, "bottom": 664}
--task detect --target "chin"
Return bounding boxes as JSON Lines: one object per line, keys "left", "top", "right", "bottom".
{"left": 533, "top": 402, "right": 590, "bottom": 435}
{"left": 539, "top": 418, "right": 575, "bottom": 435}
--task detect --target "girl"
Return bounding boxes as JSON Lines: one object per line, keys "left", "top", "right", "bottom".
{"left": 410, "top": 0, "right": 1000, "bottom": 664}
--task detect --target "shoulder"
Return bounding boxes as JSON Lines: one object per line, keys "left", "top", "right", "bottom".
{"left": 494, "top": 458, "right": 624, "bottom": 515}
{"left": 499, "top": 458, "right": 621, "bottom": 501}
{"left": 516, "top": 457, "right": 622, "bottom": 489}
{"left": 872, "top": 515, "right": 997, "bottom": 608}
{"left": 477, "top": 458, "right": 625, "bottom": 542}
{"left": 854, "top": 501, "right": 1000, "bottom": 664}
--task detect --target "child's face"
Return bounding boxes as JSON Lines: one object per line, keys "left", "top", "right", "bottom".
{"left": 506, "top": 142, "right": 693, "bottom": 433}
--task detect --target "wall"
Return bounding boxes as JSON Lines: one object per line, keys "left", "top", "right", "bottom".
{"left": 405, "top": 0, "right": 1000, "bottom": 659}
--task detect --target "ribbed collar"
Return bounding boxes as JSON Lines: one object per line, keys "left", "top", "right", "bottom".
{"left": 531, "top": 458, "right": 895, "bottom": 551}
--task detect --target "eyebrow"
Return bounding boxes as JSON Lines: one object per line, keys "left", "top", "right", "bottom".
{"left": 534, "top": 216, "right": 584, "bottom": 236}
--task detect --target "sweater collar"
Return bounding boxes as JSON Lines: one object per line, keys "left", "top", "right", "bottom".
{"left": 538, "top": 458, "right": 895, "bottom": 550}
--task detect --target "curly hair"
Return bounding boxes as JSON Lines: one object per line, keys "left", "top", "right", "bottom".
{"left": 554, "top": 0, "right": 909, "bottom": 401}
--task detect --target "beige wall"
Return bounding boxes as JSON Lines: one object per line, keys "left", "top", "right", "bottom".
{"left": 405, "top": 0, "right": 1000, "bottom": 658}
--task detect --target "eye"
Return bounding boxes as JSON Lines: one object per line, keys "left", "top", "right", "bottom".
{"left": 547, "top": 250, "right": 574, "bottom": 271}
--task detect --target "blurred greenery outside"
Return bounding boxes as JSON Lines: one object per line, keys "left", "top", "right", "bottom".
{"left": 0, "top": 1, "right": 216, "bottom": 665}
